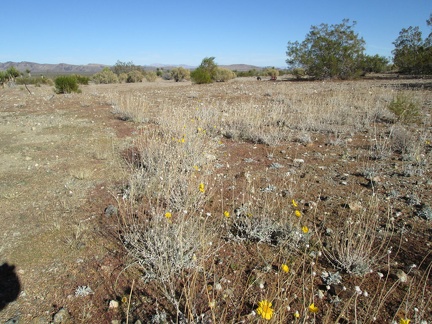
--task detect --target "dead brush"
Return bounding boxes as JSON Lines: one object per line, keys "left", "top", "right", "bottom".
{"left": 111, "top": 91, "right": 153, "bottom": 122}
{"left": 321, "top": 197, "right": 395, "bottom": 276}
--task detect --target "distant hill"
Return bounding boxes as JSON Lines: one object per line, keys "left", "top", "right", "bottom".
{"left": 0, "top": 61, "right": 108, "bottom": 74}
{"left": 0, "top": 61, "right": 265, "bottom": 74}
{"left": 220, "top": 64, "right": 263, "bottom": 71}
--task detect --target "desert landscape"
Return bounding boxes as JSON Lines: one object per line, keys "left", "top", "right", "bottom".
{"left": 0, "top": 76, "right": 431, "bottom": 323}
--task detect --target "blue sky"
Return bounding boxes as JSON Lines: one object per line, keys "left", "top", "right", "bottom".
{"left": 1, "top": 1, "right": 430, "bottom": 67}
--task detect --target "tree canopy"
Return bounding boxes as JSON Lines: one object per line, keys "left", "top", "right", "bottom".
{"left": 286, "top": 19, "right": 366, "bottom": 80}
{"left": 392, "top": 14, "right": 432, "bottom": 74}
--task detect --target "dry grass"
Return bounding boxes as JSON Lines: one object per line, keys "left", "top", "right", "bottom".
{"left": 107, "top": 78, "right": 432, "bottom": 323}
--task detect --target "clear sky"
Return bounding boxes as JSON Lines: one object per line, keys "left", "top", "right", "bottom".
{"left": 1, "top": 1, "right": 430, "bottom": 67}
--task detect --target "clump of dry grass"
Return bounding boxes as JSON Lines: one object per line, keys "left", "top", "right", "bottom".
{"left": 111, "top": 78, "right": 431, "bottom": 322}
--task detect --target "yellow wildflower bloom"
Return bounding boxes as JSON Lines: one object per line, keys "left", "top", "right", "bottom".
{"left": 199, "top": 183, "right": 205, "bottom": 193}
{"left": 295, "top": 210, "right": 302, "bottom": 217}
{"left": 292, "top": 199, "right": 298, "bottom": 208}
{"left": 294, "top": 310, "right": 300, "bottom": 318}
{"left": 256, "top": 300, "right": 274, "bottom": 320}
{"left": 308, "top": 303, "right": 319, "bottom": 313}
{"left": 400, "top": 319, "right": 411, "bottom": 324}
{"left": 164, "top": 212, "right": 172, "bottom": 219}
{"left": 281, "top": 264, "right": 289, "bottom": 273}
{"left": 223, "top": 210, "right": 230, "bottom": 218}
{"left": 302, "top": 226, "right": 309, "bottom": 234}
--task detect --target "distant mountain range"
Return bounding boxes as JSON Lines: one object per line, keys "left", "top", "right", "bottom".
{"left": 0, "top": 61, "right": 263, "bottom": 74}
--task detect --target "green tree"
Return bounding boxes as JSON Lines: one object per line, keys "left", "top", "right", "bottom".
{"left": 358, "top": 54, "right": 389, "bottom": 74}
{"left": 191, "top": 57, "right": 218, "bottom": 84}
{"left": 392, "top": 14, "right": 432, "bottom": 74}
{"left": 286, "top": 19, "right": 365, "bottom": 79}
{"left": 112, "top": 60, "right": 141, "bottom": 75}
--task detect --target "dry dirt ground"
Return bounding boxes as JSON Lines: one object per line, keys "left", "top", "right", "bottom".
{"left": 0, "top": 77, "right": 431, "bottom": 323}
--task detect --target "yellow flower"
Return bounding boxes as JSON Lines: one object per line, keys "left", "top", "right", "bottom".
{"left": 308, "top": 303, "right": 318, "bottom": 313}
{"left": 256, "top": 300, "right": 274, "bottom": 320}
{"left": 400, "top": 319, "right": 411, "bottom": 324}
{"left": 199, "top": 183, "right": 205, "bottom": 193}
{"left": 193, "top": 165, "right": 200, "bottom": 171}
{"left": 295, "top": 210, "right": 302, "bottom": 217}
{"left": 302, "top": 226, "right": 309, "bottom": 234}
{"left": 224, "top": 211, "right": 230, "bottom": 218}
{"left": 292, "top": 199, "right": 298, "bottom": 208}
{"left": 294, "top": 310, "right": 300, "bottom": 318}
{"left": 281, "top": 264, "right": 289, "bottom": 273}
{"left": 164, "top": 212, "right": 172, "bottom": 219}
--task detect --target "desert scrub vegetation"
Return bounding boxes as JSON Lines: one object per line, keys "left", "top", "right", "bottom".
{"left": 110, "top": 77, "right": 432, "bottom": 323}
{"left": 54, "top": 75, "right": 81, "bottom": 94}
{"left": 388, "top": 93, "right": 421, "bottom": 123}
{"left": 92, "top": 67, "right": 119, "bottom": 84}
{"left": 170, "top": 67, "right": 191, "bottom": 82}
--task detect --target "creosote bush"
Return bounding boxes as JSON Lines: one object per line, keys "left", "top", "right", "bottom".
{"left": 92, "top": 67, "right": 118, "bottom": 84}
{"left": 144, "top": 71, "right": 157, "bottom": 82}
{"left": 170, "top": 67, "right": 190, "bottom": 82}
{"left": 54, "top": 75, "right": 80, "bottom": 94}
{"left": 126, "top": 70, "right": 143, "bottom": 83}
{"left": 388, "top": 93, "right": 421, "bottom": 123}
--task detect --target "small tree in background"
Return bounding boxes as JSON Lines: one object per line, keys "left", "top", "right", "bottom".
{"left": 358, "top": 54, "right": 389, "bottom": 74}
{"left": 171, "top": 67, "right": 191, "bottom": 82}
{"left": 113, "top": 60, "right": 142, "bottom": 75}
{"left": 286, "top": 19, "right": 365, "bottom": 79}
{"left": 265, "top": 68, "right": 279, "bottom": 80}
{"left": 191, "top": 57, "right": 218, "bottom": 84}
{"left": 392, "top": 14, "right": 432, "bottom": 74}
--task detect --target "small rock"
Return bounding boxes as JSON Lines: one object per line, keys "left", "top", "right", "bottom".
{"left": 293, "top": 158, "right": 304, "bottom": 165}
{"left": 53, "top": 308, "right": 71, "bottom": 324}
{"left": 104, "top": 205, "right": 118, "bottom": 217}
{"left": 109, "top": 300, "right": 119, "bottom": 309}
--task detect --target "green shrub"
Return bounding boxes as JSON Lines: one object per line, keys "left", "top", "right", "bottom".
{"left": 144, "top": 71, "right": 157, "bottom": 82}
{"left": 92, "top": 67, "right": 118, "bottom": 84}
{"left": 74, "top": 74, "right": 90, "bottom": 85}
{"left": 265, "top": 68, "right": 279, "bottom": 80}
{"left": 292, "top": 68, "right": 306, "bottom": 79}
{"left": 170, "top": 67, "right": 190, "bottom": 82}
{"left": 15, "top": 76, "right": 53, "bottom": 86}
{"left": 54, "top": 75, "right": 80, "bottom": 94}
{"left": 118, "top": 73, "right": 128, "bottom": 83}
{"left": 191, "top": 57, "right": 218, "bottom": 84}
{"left": 190, "top": 67, "right": 212, "bottom": 84}
{"left": 388, "top": 93, "right": 421, "bottom": 123}
{"left": 214, "top": 67, "right": 236, "bottom": 82}
{"left": 126, "top": 70, "right": 143, "bottom": 83}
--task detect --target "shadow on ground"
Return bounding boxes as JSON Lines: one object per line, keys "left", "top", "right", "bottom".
{"left": 0, "top": 263, "right": 21, "bottom": 311}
